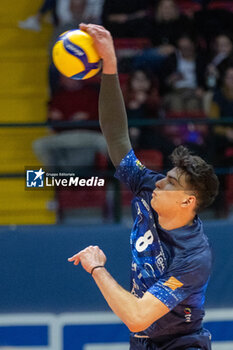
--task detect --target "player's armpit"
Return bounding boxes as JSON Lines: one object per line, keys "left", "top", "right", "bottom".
{"left": 133, "top": 291, "right": 169, "bottom": 332}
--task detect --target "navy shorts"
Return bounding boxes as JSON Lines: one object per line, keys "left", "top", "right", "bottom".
{"left": 130, "top": 328, "right": 211, "bottom": 350}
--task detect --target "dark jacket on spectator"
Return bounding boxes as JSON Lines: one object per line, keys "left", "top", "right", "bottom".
{"left": 102, "top": 0, "right": 153, "bottom": 38}
{"left": 149, "top": 15, "right": 195, "bottom": 47}
{"left": 194, "top": 9, "right": 233, "bottom": 44}
{"left": 159, "top": 52, "right": 207, "bottom": 95}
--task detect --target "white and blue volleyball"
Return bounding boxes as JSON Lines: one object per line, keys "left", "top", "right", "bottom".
{"left": 52, "top": 29, "right": 101, "bottom": 80}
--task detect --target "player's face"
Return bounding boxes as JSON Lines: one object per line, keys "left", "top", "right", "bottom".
{"left": 151, "top": 167, "right": 194, "bottom": 215}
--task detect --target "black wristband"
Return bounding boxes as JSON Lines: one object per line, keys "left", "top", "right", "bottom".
{"left": 91, "top": 265, "right": 105, "bottom": 276}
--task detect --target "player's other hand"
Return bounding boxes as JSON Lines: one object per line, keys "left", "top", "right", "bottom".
{"left": 68, "top": 245, "right": 107, "bottom": 274}
{"left": 79, "top": 23, "right": 117, "bottom": 74}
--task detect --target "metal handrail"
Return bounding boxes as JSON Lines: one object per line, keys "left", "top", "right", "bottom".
{"left": 0, "top": 116, "right": 232, "bottom": 128}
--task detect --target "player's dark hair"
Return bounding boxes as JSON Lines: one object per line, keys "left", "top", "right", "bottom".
{"left": 170, "top": 146, "right": 219, "bottom": 212}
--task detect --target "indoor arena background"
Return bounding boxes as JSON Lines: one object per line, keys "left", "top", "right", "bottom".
{"left": 0, "top": 0, "right": 232, "bottom": 349}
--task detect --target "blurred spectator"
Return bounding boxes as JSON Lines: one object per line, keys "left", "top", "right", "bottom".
{"left": 33, "top": 76, "right": 107, "bottom": 170}
{"left": 151, "top": 0, "right": 194, "bottom": 51}
{"left": 19, "top": 0, "right": 103, "bottom": 32}
{"left": 122, "top": 70, "right": 160, "bottom": 147}
{"left": 19, "top": 0, "right": 58, "bottom": 31}
{"left": 132, "top": 0, "right": 195, "bottom": 73}
{"left": 159, "top": 35, "right": 209, "bottom": 158}
{"left": 160, "top": 35, "right": 206, "bottom": 113}
{"left": 102, "top": 0, "right": 153, "bottom": 38}
{"left": 206, "top": 34, "right": 233, "bottom": 90}
{"left": 83, "top": 0, "right": 104, "bottom": 24}
{"left": 208, "top": 66, "right": 233, "bottom": 216}
{"left": 162, "top": 120, "right": 209, "bottom": 163}
{"left": 54, "top": 0, "right": 104, "bottom": 32}
{"left": 209, "top": 66, "right": 233, "bottom": 142}
{"left": 51, "top": 0, "right": 88, "bottom": 42}
{"left": 123, "top": 70, "right": 160, "bottom": 120}
{"left": 122, "top": 69, "right": 174, "bottom": 166}
{"left": 47, "top": 75, "right": 99, "bottom": 126}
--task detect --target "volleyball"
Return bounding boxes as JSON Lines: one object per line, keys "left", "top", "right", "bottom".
{"left": 52, "top": 29, "right": 101, "bottom": 80}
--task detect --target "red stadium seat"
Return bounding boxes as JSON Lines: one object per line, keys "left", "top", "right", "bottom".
{"left": 57, "top": 186, "right": 106, "bottom": 209}
{"left": 114, "top": 37, "right": 152, "bottom": 50}
{"left": 209, "top": 1, "right": 233, "bottom": 11}
{"left": 118, "top": 73, "right": 130, "bottom": 88}
{"left": 176, "top": 0, "right": 201, "bottom": 15}
{"left": 165, "top": 111, "right": 206, "bottom": 119}
{"left": 135, "top": 149, "right": 163, "bottom": 171}
{"left": 56, "top": 152, "right": 108, "bottom": 220}
{"left": 176, "top": 0, "right": 233, "bottom": 15}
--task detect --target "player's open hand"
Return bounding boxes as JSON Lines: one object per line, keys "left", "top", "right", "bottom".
{"left": 68, "top": 245, "right": 107, "bottom": 274}
{"left": 79, "top": 23, "right": 116, "bottom": 73}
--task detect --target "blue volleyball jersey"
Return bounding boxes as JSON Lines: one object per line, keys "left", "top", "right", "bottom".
{"left": 115, "top": 149, "right": 212, "bottom": 340}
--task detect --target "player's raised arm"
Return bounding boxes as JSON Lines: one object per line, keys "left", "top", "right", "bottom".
{"left": 80, "top": 23, "right": 132, "bottom": 167}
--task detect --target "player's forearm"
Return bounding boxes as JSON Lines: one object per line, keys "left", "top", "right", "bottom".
{"left": 92, "top": 267, "right": 143, "bottom": 332}
{"left": 99, "top": 73, "right": 132, "bottom": 167}
{"left": 68, "top": 245, "right": 169, "bottom": 331}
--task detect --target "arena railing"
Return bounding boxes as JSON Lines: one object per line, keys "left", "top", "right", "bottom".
{"left": 0, "top": 117, "right": 232, "bottom": 177}
{"left": 0, "top": 118, "right": 232, "bottom": 222}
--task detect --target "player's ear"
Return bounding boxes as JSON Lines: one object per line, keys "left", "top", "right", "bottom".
{"left": 181, "top": 195, "right": 196, "bottom": 208}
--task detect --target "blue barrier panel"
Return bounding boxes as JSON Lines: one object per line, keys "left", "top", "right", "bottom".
{"left": 63, "top": 324, "right": 129, "bottom": 350}
{"left": 204, "top": 321, "right": 233, "bottom": 341}
{"left": 0, "top": 325, "right": 48, "bottom": 346}
{"left": 0, "top": 224, "right": 131, "bottom": 313}
{"left": 0, "top": 312, "right": 232, "bottom": 349}
{"left": 203, "top": 220, "right": 233, "bottom": 308}
{"left": 0, "top": 220, "right": 232, "bottom": 312}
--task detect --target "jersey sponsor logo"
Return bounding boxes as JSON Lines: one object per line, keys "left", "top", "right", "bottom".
{"left": 136, "top": 159, "right": 145, "bottom": 170}
{"left": 155, "top": 253, "right": 165, "bottom": 273}
{"left": 163, "top": 276, "right": 183, "bottom": 291}
{"left": 184, "top": 307, "right": 192, "bottom": 322}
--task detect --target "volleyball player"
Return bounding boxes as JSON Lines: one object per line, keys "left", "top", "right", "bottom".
{"left": 68, "top": 24, "right": 219, "bottom": 350}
